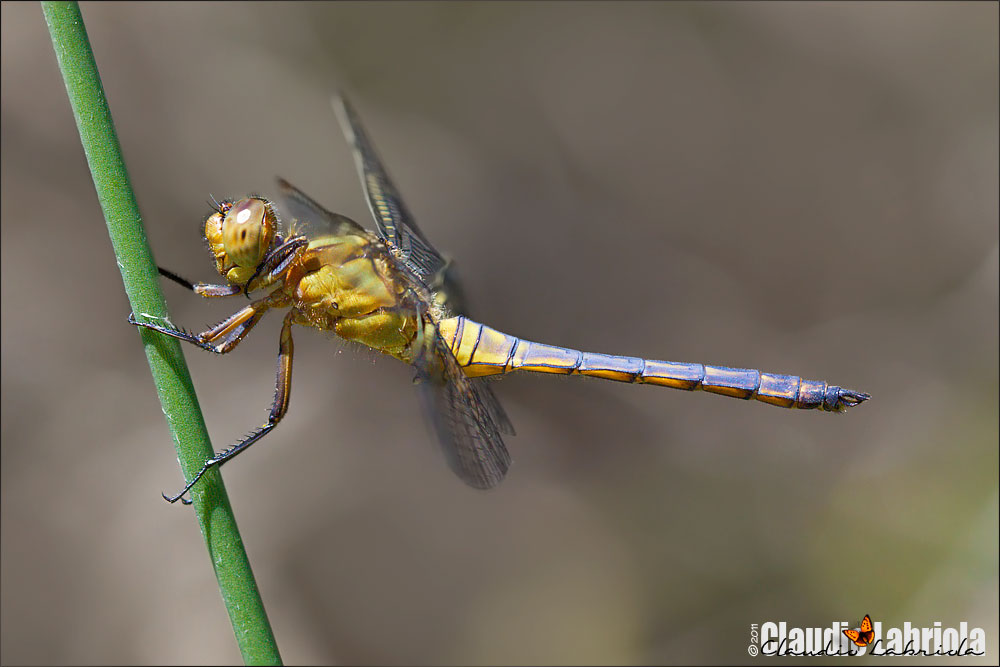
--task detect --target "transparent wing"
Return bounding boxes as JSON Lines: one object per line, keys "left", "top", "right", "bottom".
{"left": 475, "top": 373, "right": 515, "bottom": 438}
{"left": 332, "top": 93, "right": 447, "bottom": 280}
{"left": 331, "top": 94, "right": 510, "bottom": 485}
{"left": 416, "top": 333, "right": 514, "bottom": 489}
{"left": 275, "top": 177, "right": 365, "bottom": 239}
{"left": 428, "top": 258, "right": 472, "bottom": 318}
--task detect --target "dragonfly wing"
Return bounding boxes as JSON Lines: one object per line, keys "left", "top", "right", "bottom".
{"left": 275, "top": 177, "right": 366, "bottom": 238}
{"left": 477, "top": 379, "right": 515, "bottom": 437}
{"left": 417, "top": 335, "right": 512, "bottom": 489}
{"left": 332, "top": 93, "right": 509, "bottom": 485}
{"left": 424, "top": 257, "right": 471, "bottom": 318}
{"left": 332, "top": 93, "right": 447, "bottom": 281}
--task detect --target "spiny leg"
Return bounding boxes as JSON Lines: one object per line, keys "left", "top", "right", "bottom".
{"left": 158, "top": 266, "right": 242, "bottom": 298}
{"left": 129, "top": 293, "right": 285, "bottom": 354}
{"left": 161, "top": 310, "right": 297, "bottom": 503}
{"left": 241, "top": 237, "right": 309, "bottom": 297}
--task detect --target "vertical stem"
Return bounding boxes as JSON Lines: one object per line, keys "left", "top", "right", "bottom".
{"left": 41, "top": 3, "right": 281, "bottom": 664}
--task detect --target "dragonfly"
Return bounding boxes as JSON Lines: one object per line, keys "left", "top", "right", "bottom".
{"left": 131, "top": 93, "right": 870, "bottom": 503}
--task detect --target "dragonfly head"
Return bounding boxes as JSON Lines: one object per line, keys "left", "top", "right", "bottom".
{"left": 204, "top": 197, "right": 278, "bottom": 285}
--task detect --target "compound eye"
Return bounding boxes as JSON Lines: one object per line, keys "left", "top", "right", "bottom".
{"left": 222, "top": 198, "right": 267, "bottom": 267}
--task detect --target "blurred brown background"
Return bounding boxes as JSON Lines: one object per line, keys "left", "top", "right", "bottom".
{"left": 2, "top": 2, "right": 997, "bottom": 664}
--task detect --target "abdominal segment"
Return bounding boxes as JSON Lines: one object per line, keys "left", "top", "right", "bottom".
{"left": 436, "top": 316, "right": 865, "bottom": 412}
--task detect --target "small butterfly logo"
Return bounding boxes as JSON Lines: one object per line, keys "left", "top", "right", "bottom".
{"left": 844, "top": 614, "right": 875, "bottom": 647}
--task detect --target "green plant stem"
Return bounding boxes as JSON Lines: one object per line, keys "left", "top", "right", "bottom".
{"left": 42, "top": 3, "right": 281, "bottom": 664}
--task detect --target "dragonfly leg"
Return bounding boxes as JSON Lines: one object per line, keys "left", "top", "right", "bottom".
{"left": 161, "top": 310, "right": 296, "bottom": 504}
{"left": 242, "top": 237, "right": 309, "bottom": 297}
{"left": 158, "top": 266, "right": 243, "bottom": 298}
{"left": 129, "top": 292, "right": 286, "bottom": 354}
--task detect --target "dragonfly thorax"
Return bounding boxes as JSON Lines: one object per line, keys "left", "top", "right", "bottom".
{"left": 286, "top": 235, "right": 423, "bottom": 364}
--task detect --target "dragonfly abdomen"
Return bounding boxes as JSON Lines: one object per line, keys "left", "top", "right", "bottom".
{"left": 437, "top": 316, "right": 869, "bottom": 413}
